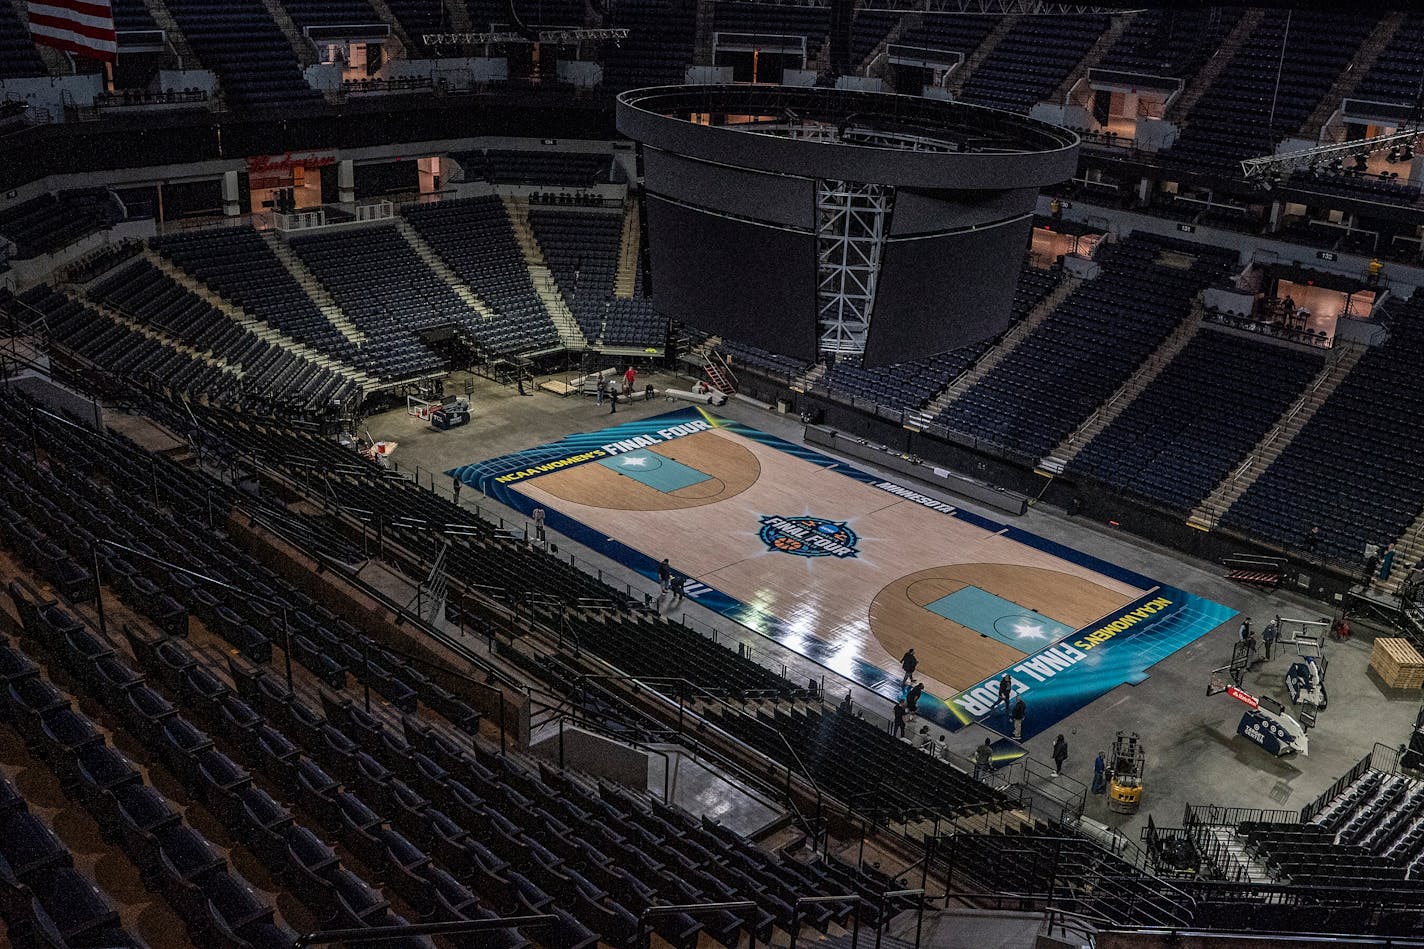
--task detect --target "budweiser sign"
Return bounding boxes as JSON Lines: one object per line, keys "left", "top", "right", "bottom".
{"left": 245, "top": 152, "right": 338, "bottom": 174}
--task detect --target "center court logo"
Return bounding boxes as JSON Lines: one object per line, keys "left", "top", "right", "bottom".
{"left": 759, "top": 515, "right": 859, "bottom": 559}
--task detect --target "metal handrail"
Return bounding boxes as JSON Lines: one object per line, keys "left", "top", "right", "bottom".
{"left": 294, "top": 912, "right": 555, "bottom": 947}
{"left": 574, "top": 671, "right": 827, "bottom": 844}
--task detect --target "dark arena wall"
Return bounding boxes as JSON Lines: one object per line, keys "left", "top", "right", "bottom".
{"left": 617, "top": 84, "right": 1079, "bottom": 367}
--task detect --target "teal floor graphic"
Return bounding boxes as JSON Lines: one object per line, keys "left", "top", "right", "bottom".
{"left": 596, "top": 449, "right": 711, "bottom": 493}
{"left": 925, "top": 586, "right": 1076, "bottom": 650}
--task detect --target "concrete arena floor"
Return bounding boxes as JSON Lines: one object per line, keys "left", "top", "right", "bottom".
{"left": 366, "top": 369, "right": 1420, "bottom": 842}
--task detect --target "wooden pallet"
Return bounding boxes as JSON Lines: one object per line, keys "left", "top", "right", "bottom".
{"left": 1370, "top": 637, "right": 1424, "bottom": 690}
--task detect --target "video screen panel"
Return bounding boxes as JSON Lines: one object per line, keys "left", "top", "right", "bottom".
{"left": 864, "top": 215, "right": 1033, "bottom": 367}
{"left": 645, "top": 194, "right": 819, "bottom": 362}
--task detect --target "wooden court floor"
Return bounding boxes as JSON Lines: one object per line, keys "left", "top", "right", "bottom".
{"left": 515, "top": 428, "right": 1145, "bottom": 694}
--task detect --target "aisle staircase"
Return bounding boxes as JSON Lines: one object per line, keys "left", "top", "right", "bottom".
{"left": 259, "top": 232, "right": 367, "bottom": 345}
{"left": 256, "top": 0, "right": 317, "bottom": 68}
{"left": 1164, "top": 9, "right": 1263, "bottom": 123}
{"left": 367, "top": 0, "right": 419, "bottom": 53}
{"left": 946, "top": 15, "right": 1019, "bottom": 98}
{"left": 923, "top": 276, "right": 1080, "bottom": 416}
{"left": 138, "top": 0, "right": 202, "bottom": 68}
{"left": 1187, "top": 339, "right": 1366, "bottom": 531}
{"left": 75, "top": 292, "right": 230, "bottom": 371}
{"left": 862, "top": 12, "right": 920, "bottom": 75}
{"left": 613, "top": 199, "right": 640, "bottom": 299}
{"left": 1382, "top": 508, "right": 1424, "bottom": 597}
{"left": 500, "top": 196, "right": 589, "bottom": 349}
{"left": 1299, "top": 11, "right": 1407, "bottom": 138}
{"left": 692, "top": 0, "right": 718, "bottom": 66}
{"left": 790, "top": 362, "right": 827, "bottom": 393}
{"left": 143, "top": 247, "right": 376, "bottom": 386}
{"left": 1051, "top": 11, "right": 1138, "bottom": 102}
{"left": 1042, "top": 297, "right": 1204, "bottom": 472}
{"left": 391, "top": 218, "right": 500, "bottom": 324}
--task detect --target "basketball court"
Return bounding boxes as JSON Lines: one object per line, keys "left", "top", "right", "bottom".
{"left": 453, "top": 407, "right": 1236, "bottom": 740}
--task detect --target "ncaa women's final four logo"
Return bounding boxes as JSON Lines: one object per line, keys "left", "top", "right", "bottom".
{"left": 758, "top": 515, "right": 859, "bottom": 559}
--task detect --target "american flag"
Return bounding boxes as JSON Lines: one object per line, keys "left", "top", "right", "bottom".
{"left": 28, "top": 0, "right": 117, "bottom": 62}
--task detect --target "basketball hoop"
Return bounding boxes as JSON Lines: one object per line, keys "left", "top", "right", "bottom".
{"left": 407, "top": 395, "right": 436, "bottom": 421}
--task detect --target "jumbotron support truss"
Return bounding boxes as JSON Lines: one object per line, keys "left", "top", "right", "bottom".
{"left": 816, "top": 180, "right": 890, "bottom": 358}
{"left": 1241, "top": 126, "right": 1422, "bottom": 186}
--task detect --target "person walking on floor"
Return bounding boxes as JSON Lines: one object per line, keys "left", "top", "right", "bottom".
{"left": 973, "top": 738, "right": 993, "bottom": 780}
{"left": 891, "top": 700, "right": 906, "bottom": 739}
{"left": 623, "top": 365, "right": 637, "bottom": 397}
{"left": 596, "top": 377, "right": 606, "bottom": 406}
{"left": 1011, "top": 696, "right": 1026, "bottom": 740}
{"left": 1238, "top": 616, "right": 1252, "bottom": 642}
{"left": 992, "top": 674, "right": 1013, "bottom": 714}
{"left": 905, "top": 681, "right": 924, "bottom": 717}
{"left": 533, "top": 507, "right": 546, "bottom": 544}
{"left": 1092, "top": 750, "right": 1108, "bottom": 795}
{"left": 1244, "top": 628, "right": 1259, "bottom": 669}
{"left": 452, "top": 476, "right": 461, "bottom": 503}
{"left": 657, "top": 558, "right": 672, "bottom": 594}
{"left": 608, "top": 388, "right": 617, "bottom": 414}
{"left": 1263, "top": 615, "right": 1279, "bottom": 662}
{"left": 900, "top": 648, "right": 918, "bottom": 686}
{"left": 1052, "top": 734, "right": 1068, "bottom": 776}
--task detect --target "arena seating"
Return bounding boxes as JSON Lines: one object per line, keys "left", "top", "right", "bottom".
{"left": 716, "top": 340, "right": 810, "bottom": 380}
{"left": 815, "top": 265, "right": 1060, "bottom": 412}
{"left": 1163, "top": 11, "right": 1375, "bottom": 171}
{"left": 600, "top": 298, "right": 664, "bottom": 348}
{"left": 184, "top": 411, "right": 807, "bottom": 700}
{"left": 0, "top": 3, "right": 47, "bottom": 78}
{"left": 948, "top": 820, "right": 1187, "bottom": 926}
{"left": 161, "top": 0, "right": 325, "bottom": 111}
{"left": 453, "top": 150, "right": 614, "bottom": 189}
{"left": 703, "top": 704, "right": 1013, "bottom": 823}
{"left": 713, "top": 2, "right": 829, "bottom": 52}
{"left": 937, "top": 235, "right": 1235, "bottom": 460}
{"left": 1071, "top": 329, "right": 1325, "bottom": 513}
{"left": 849, "top": 9, "right": 904, "bottom": 68}
{"left": 0, "top": 191, "right": 120, "bottom": 260}
{"left": 281, "top": 0, "right": 382, "bottom": 28}
{"left": 528, "top": 208, "right": 623, "bottom": 340}
{"left": 895, "top": 15, "right": 995, "bottom": 61}
{"left": 0, "top": 387, "right": 914, "bottom": 948}
{"left": 400, "top": 197, "right": 562, "bottom": 353}
{"left": 285, "top": 224, "right": 485, "bottom": 368}
{"left": 1096, "top": 8, "right": 1241, "bottom": 78}
{"left": 1224, "top": 290, "right": 1424, "bottom": 567}
{"left": 1287, "top": 167, "right": 1423, "bottom": 205}
{"left": 599, "top": 0, "right": 697, "bottom": 90}
{"left": 0, "top": 764, "right": 152, "bottom": 949}
{"left": 150, "top": 229, "right": 405, "bottom": 375}
{"left": 13, "top": 283, "right": 250, "bottom": 406}
{"left": 0, "top": 619, "right": 306, "bottom": 948}
{"left": 1350, "top": 14, "right": 1424, "bottom": 108}
{"left": 112, "top": 0, "right": 160, "bottom": 32}
{"left": 91, "top": 260, "right": 361, "bottom": 409}
{"left": 464, "top": 0, "right": 586, "bottom": 30}
{"left": 959, "top": 16, "right": 1108, "bottom": 114}
{"left": 819, "top": 349, "right": 978, "bottom": 413}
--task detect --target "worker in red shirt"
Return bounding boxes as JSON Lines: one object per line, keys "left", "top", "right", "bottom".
{"left": 623, "top": 365, "right": 636, "bottom": 396}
